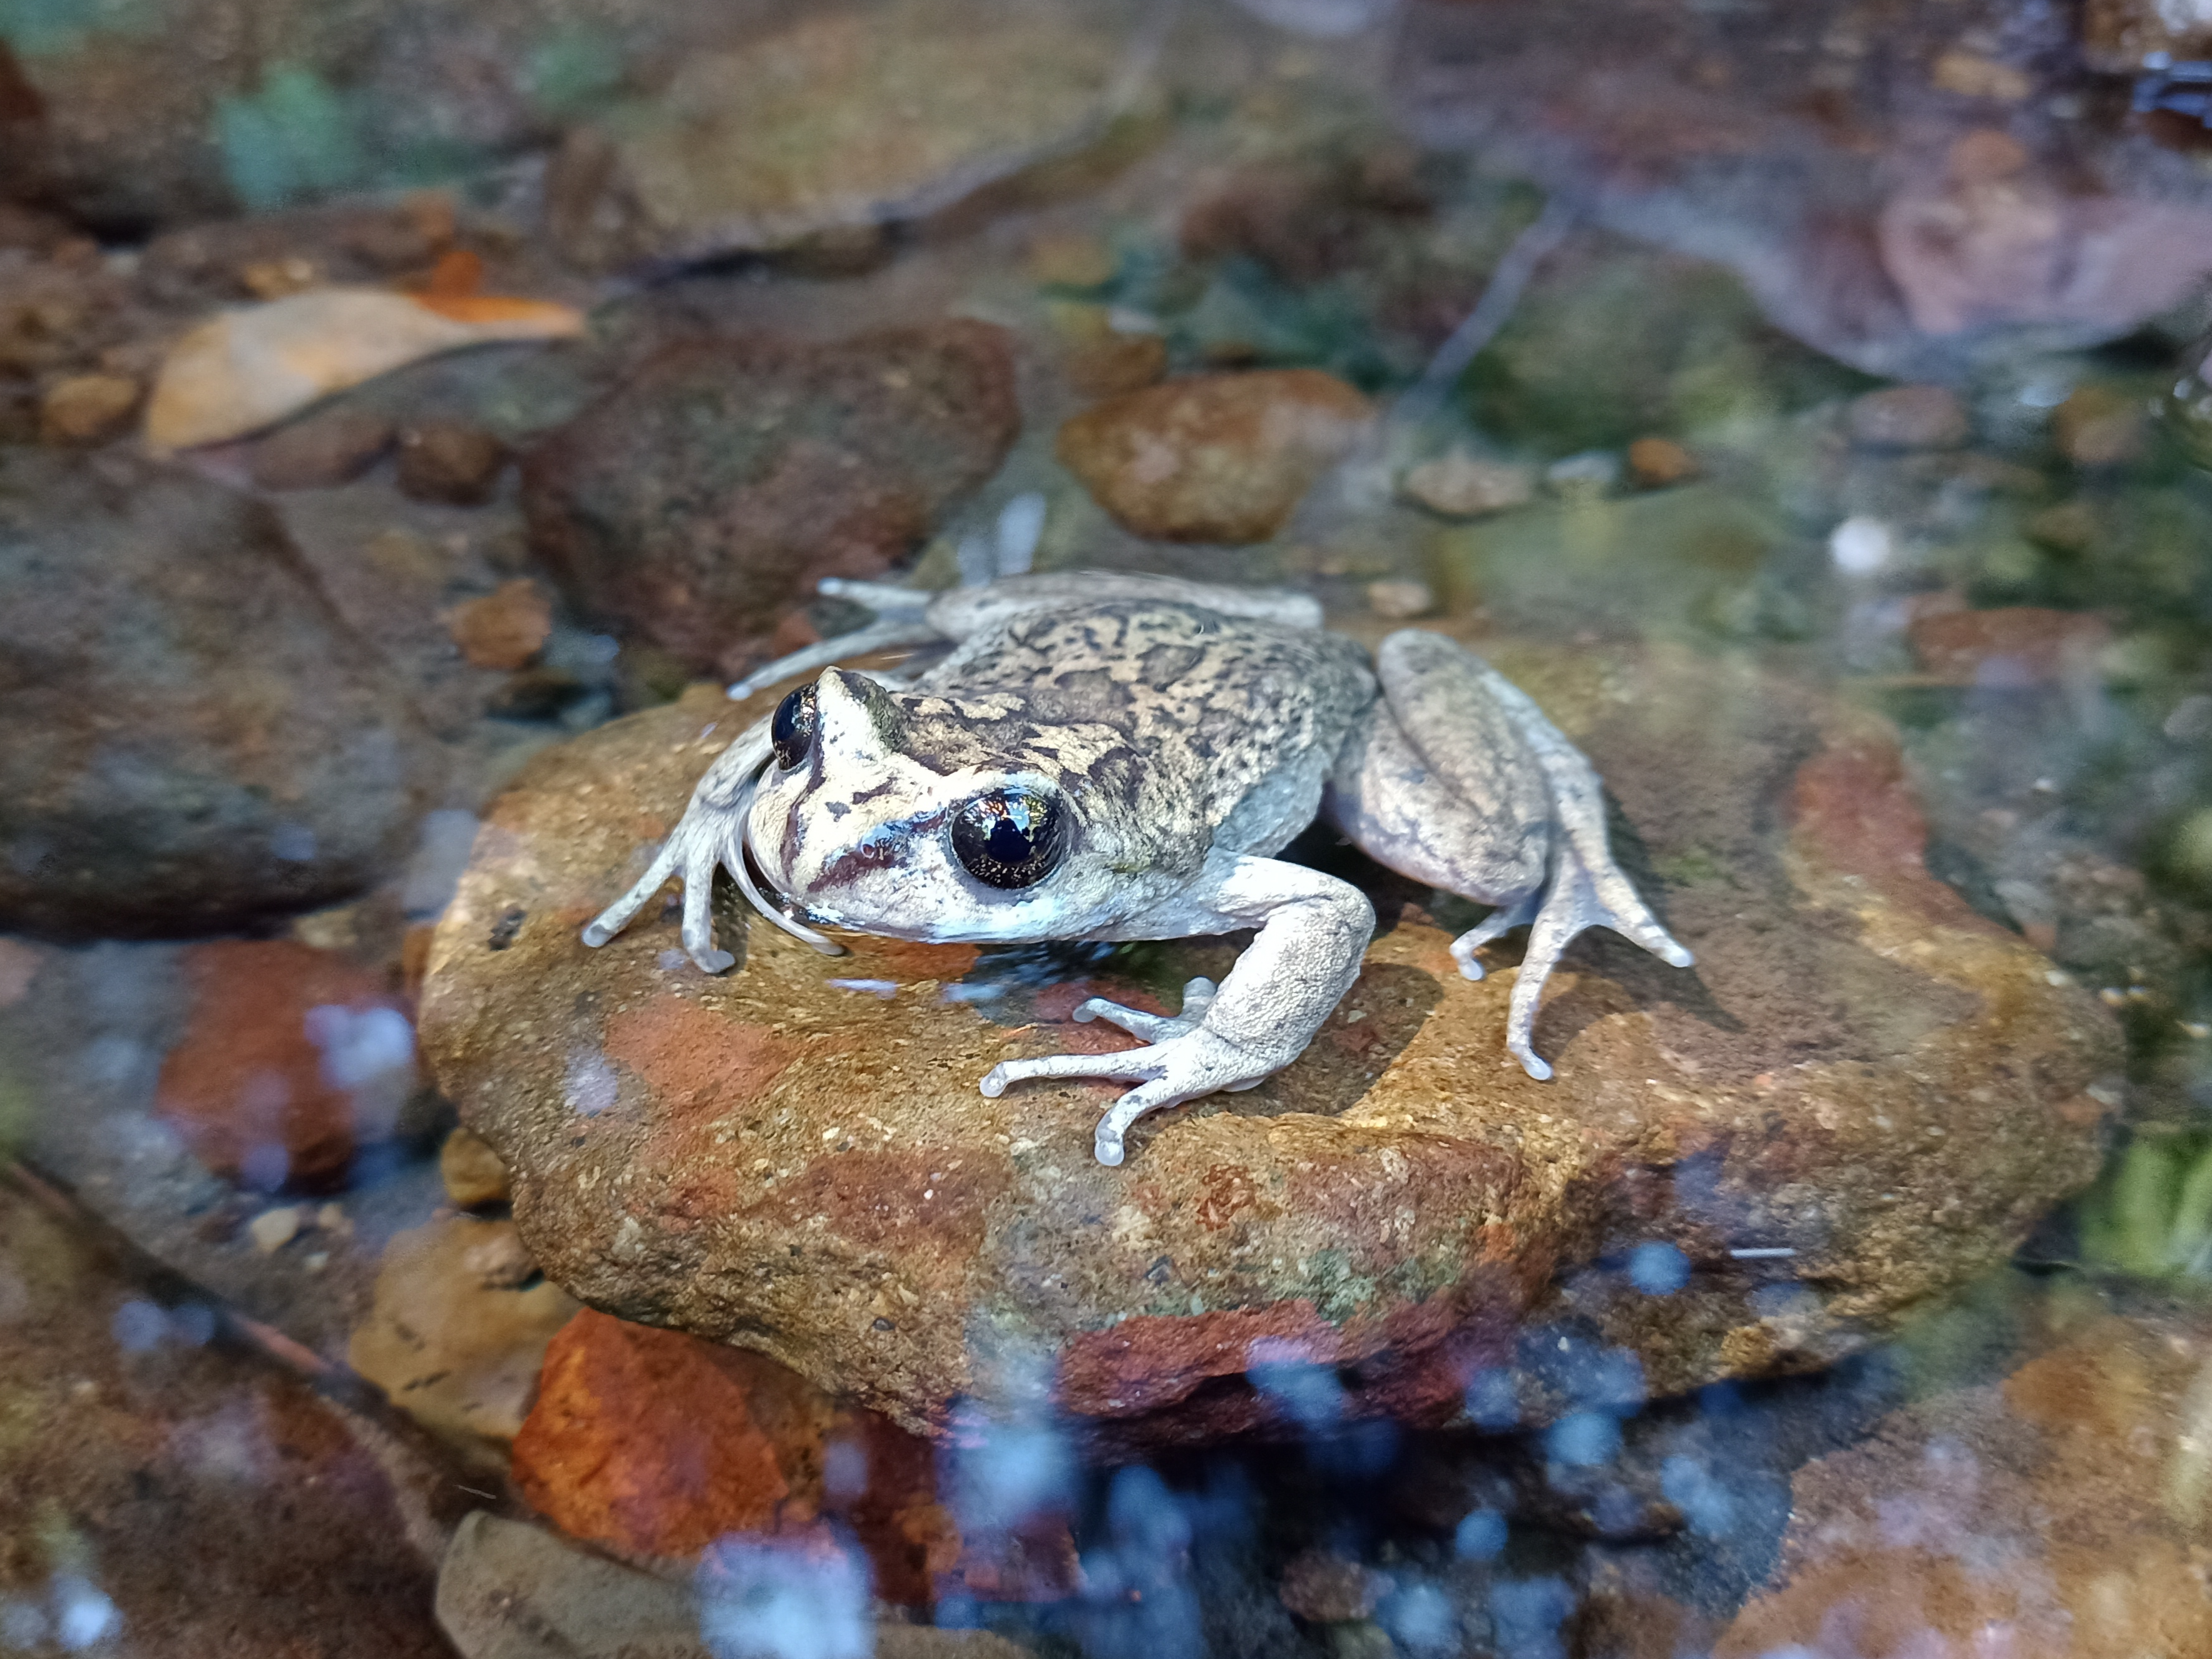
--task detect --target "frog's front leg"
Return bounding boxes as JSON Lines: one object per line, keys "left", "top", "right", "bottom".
{"left": 980, "top": 857, "right": 1375, "bottom": 1165}
{"left": 1328, "top": 630, "right": 1692, "bottom": 1081}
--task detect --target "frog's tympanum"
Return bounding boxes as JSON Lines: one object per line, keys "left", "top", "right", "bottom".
{"left": 585, "top": 571, "right": 1691, "bottom": 1165}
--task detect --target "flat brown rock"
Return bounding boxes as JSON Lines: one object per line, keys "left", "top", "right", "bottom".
{"left": 419, "top": 636, "right": 2119, "bottom": 1448}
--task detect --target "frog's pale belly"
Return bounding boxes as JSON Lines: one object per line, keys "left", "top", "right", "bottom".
{"left": 585, "top": 571, "right": 1692, "bottom": 1165}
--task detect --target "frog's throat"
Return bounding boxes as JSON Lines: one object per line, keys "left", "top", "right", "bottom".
{"left": 732, "top": 759, "right": 843, "bottom": 956}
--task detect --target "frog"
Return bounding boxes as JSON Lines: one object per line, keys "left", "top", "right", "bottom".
{"left": 583, "top": 568, "right": 1692, "bottom": 1166}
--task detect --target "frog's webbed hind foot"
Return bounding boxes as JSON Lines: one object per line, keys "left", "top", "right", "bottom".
{"left": 1349, "top": 629, "right": 1692, "bottom": 1081}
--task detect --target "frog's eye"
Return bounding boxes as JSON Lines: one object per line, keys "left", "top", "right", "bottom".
{"left": 771, "top": 685, "right": 817, "bottom": 770}
{"left": 950, "top": 787, "right": 1066, "bottom": 890}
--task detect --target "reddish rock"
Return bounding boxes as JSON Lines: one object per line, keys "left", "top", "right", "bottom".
{"left": 248, "top": 407, "right": 396, "bottom": 490}
{"left": 445, "top": 579, "right": 554, "bottom": 671}
{"left": 1716, "top": 1308, "right": 2212, "bottom": 1658}
{"left": 513, "top": 1308, "right": 1078, "bottom": 1606}
{"left": 1056, "top": 370, "right": 1373, "bottom": 544}
{"left": 1906, "top": 606, "right": 2112, "bottom": 688}
{"left": 156, "top": 940, "right": 417, "bottom": 1191}
{"left": 523, "top": 323, "right": 1019, "bottom": 675}
{"left": 420, "top": 645, "right": 2119, "bottom": 1451}
{"left": 397, "top": 421, "right": 508, "bottom": 506}
{"left": 1846, "top": 385, "right": 1969, "bottom": 450}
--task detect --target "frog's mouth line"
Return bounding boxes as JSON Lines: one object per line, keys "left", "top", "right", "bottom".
{"left": 732, "top": 757, "right": 844, "bottom": 957}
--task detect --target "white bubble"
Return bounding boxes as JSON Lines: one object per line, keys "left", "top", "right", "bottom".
{"left": 565, "top": 1048, "right": 618, "bottom": 1116}
{"left": 1464, "top": 1367, "right": 1519, "bottom": 1430}
{"left": 1829, "top": 516, "right": 1893, "bottom": 575}
{"left": 110, "top": 1300, "right": 167, "bottom": 1354}
{"left": 1545, "top": 1411, "right": 1620, "bottom": 1468}
{"left": 1453, "top": 1509, "right": 1507, "bottom": 1559}
{"left": 1, "top": 1598, "right": 48, "bottom": 1648}
{"left": 1627, "top": 1241, "right": 1691, "bottom": 1296}
{"left": 304, "top": 1005, "right": 415, "bottom": 1090}
{"left": 697, "top": 1538, "right": 868, "bottom": 1659}
{"left": 53, "top": 1577, "right": 118, "bottom": 1650}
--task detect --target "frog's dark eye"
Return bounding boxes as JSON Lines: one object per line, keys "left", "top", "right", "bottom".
{"left": 771, "top": 685, "right": 817, "bottom": 770}
{"left": 950, "top": 787, "right": 1066, "bottom": 890}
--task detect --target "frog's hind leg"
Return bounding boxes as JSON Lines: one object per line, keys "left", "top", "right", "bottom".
{"left": 1332, "top": 630, "right": 1691, "bottom": 1080}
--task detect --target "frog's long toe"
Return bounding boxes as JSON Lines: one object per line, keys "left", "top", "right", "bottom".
{"left": 980, "top": 1024, "right": 1272, "bottom": 1166}
{"left": 1071, "top": 976, "right": 1218, "bottom": 1041}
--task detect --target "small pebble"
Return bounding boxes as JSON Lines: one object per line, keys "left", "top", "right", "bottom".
{"left": 1365, "top": 578, "right": 1435, "bottom": 620}
{"left": 440, "top": 1125, "right": 512, "bottom": 1209}
{"left": 1626, "top": 436, "right": 1697, "bottom": 487}
{"left": 1027, "top": 230, "right": 1118, "bottom": 288}
{"left": 1848, "top": 385, "right": 1969, "bottom": 450}
{"left": 397, "top": 421, "right": 509, "bottom": 506}
{"left": 249, "top": 1206, "right": 303, "bottom": 1254}
{"left": 2051, "top": 387, "right": 2146, "bottom": 469}
{"left": 1398, "top": 452, "right": 1534, "bottom": 518}
{"left": 315, "top": 1202, "right": 353, "bottom": 1237}
{"left": 446, "top": 580, "right": 554, "bottom": 671}
{"left": 39, "top": 374, "right": 141, "bottom": 446}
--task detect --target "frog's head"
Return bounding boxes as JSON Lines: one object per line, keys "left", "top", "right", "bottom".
{"left": 742, "top": 668, "right": 1140, "bottom": 944}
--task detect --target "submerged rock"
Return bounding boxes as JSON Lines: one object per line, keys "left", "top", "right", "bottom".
{"left": 543, "top": 0, "right": 1139, "bottom": 269}
{"left": 155, "top": 939, "right": 417, "bottom": 1192}
{"left": 521, "top": 323, "right": 1019, "bottom": 676}
{"left": 0, "top": 449, "right": 442, "bottom": 938}
{"left": 1057, "top": 370, "right": 1373, "bottom": 544}
{"left": 349, "top": 1215, "right": 579, "bottom": 1447}
{"left": 420, "top": 636, "right": 2119, "bottom": 1449}
{"left": 1715, "top": 1305, "right": 2212, "bottom": 1657}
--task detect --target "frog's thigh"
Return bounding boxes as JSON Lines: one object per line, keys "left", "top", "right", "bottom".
{"left": 1355, "top": 630, "right": 1692, "bottom": 1081}
{"left": 1324, "top": 698, "right": 1550, "bottom": 907}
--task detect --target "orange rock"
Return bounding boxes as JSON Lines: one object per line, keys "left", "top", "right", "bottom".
{"left": 155, "top": 940, "right": 416, "bottom": 1190}
{"left": 2052, "top": 385, "right": 2146, "bottom": 468}
{"left": 513, "top": 1310, "right": 1077, "bottom": 1606}
{"left": 1625, "top": 436, "right": 1697, "bottom": 487}
{"left": 1057, "top": 369, "right": 1373, "bottom": 543}
{"left": 1907, "top": 605, "right": 2111, "bottom": 688}
{"left": 446, "top": 580, "right": 553, "bottom": 670}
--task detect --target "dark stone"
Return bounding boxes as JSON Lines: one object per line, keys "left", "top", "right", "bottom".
{"left": 521, "top": 322, "right": 1020, "bottom": 676}
{"left": 0, "top": 448, "right": 442, "bottom": 937}
{"left": 249, "top": 407, "right": 397, "bottom": 491}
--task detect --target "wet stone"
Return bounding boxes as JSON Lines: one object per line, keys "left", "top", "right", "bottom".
{"left": 1906, "top": 606, "right": 2112, "bottom": 688}
{"left": 1715, "top": 1306, "right": 2212, "bottom": 1657}
{"left": 37, "top": 372, "right": 140, "bottom": 445}
{"left": 445, "top": 579, "right": 554, "bottom": 672}
{"left": 1846, "top": 386, "right": 1970, "bottom": 451}
{"left": 441, "top": 1125, "right": 512, "bottom": 1210}
{"left": 0, "top": 449, "right": 443, "bottom": 937}
{"left": 521, "top": 323, "right": 1019, "bottom": 676}
{"left": 544, "top": 0, "right": 1135, "bottom": 269}
{"left": 1057, "top": 369, "right": 1373, "bottom": 544}
{"left": 512, "top": 1308, "right": 964, "bottom": 1603}
{"left": 420, "top": 640, "right": 2119, "bottom": 1451}
{"left": 349, "top": 1214, "right": 580, "bottom": 1449}
{"left": 1399, "top": 452, "right": 1537, "bottom": 519}
{"left": 248, "top": 407, "right": 397, "bottom": 491}
{"left": 0, "top": 1176, "right": 453, "bottom": 1657}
